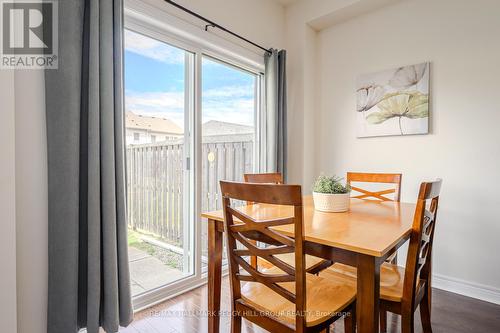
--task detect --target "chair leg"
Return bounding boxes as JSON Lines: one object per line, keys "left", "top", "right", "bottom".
{"left": 420, "top": 290, "right": 433, "bottom": 333}
{"left": 380, "top": 309, "right": 387, "bottom": 332}
{"left": 231, "top": 314, "right": 242, "bottom": 333}
{"left": 401, "top": 311, "right": 415, "bottom": 333}
{"left": 344, "top": 305, "right": 356, "bottom": 333}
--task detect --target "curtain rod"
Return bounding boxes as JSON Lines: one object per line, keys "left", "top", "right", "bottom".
{"left": 163, "top": 0, "right": 272, "bottom": 54}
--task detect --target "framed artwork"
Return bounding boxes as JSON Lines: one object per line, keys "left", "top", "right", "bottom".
{"left": 356, "top": 62, "right": 429, "bottom": 137}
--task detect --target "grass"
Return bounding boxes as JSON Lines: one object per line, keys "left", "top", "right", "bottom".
{"left": 128, "top": 228, "right": 156, "bottom": 256}
{"left": 127, "top": 229, "right": 142, "bottom": 246}
{"left": 127, "top": 228, "right": 183, "bottom": 270}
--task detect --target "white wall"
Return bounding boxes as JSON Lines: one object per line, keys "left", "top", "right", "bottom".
{"left": 0, "top": 70, "right": 18, "bottom": 333}
{"left": 8, "top": 1, "right": 285, "bottom": 333}
{"left": 15, "top": 70, "right": 48, "bottom": 333}
{"left": 141, "top": 0, "right": 285, "bottom": 50}
{"left": 284, "top": 0, "right": 401, "bottom": 189}
{"left": 311, "top": 0, "right": 500, "bottom": 301}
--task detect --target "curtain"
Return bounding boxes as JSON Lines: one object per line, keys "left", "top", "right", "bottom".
{"left": 264, "top": 49, "right": 287, "bottom": 179}
{"left": 45, "top": 0, "right": 132, "bottom": 332}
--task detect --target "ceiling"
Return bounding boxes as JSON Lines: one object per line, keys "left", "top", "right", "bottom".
{"left": 272, "top": 0, "right": 301, "bottom": 7}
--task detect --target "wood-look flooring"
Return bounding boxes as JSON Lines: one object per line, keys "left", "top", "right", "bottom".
{"left": 120, "top": 277, "right": 500, "bottom": 333}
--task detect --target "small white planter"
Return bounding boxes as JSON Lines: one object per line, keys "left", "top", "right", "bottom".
{"left": 313, "top": 192, "right": 350, "bottom": 213}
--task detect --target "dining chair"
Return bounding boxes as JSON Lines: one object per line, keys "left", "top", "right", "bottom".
{"left": 323, "top": 179, "right": 442, "bottom": 333}
{"left": 347, "top": 172, "right": 402, "bottom": 264}
{"left": 347, "top": 172, "right": 402, "bottom": 202}
{"left": 220, "top": 181, "right": 357, "bottom": 333}
{"left": 244, "top": 172, "right": 284, "bottom": 184}
{"left": 244, "top": 172, "right": 333, "bottom": 274}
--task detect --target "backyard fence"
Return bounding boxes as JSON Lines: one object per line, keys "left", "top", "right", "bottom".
{"left": 126, "top": 138, "right": 254, "bottom": 248}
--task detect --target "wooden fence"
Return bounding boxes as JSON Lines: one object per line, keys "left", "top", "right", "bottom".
{"left": 126, "top": 139, "right": 254, "bottom": 248}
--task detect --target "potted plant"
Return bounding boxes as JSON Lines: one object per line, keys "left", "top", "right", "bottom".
{"left": 312, "top": 175, "right": 351, "bottom": 212}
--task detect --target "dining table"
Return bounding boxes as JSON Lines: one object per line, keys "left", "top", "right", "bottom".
{"left": 201, "top": 196, "right": 416, "bottom": 333}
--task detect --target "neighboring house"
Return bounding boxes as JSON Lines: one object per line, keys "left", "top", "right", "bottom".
{"left": 125, "top": 111, "right": 183, "bottom": 145}
{"left": 126, "top": 113, "right": 254, "bottom": 146}
{"left": 201, "top": 120, "right": 254, "bottom": 143}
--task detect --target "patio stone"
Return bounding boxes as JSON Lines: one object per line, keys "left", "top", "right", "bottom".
{"left": 130, "top": 256, "right": 185, "bottom": 293}
{"left": 128, "top": 246, "right": 151, "bottom": 262}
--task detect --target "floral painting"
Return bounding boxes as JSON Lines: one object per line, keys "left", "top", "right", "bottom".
{"left": 356, "top": 62, "right": 429, "bottom": 137}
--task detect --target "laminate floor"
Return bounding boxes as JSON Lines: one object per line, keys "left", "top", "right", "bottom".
{"left": 120, "top": 278, "right": 500, "bottom": 333}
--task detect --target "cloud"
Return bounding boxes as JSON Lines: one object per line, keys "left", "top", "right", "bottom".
{"left": 203, "top": 85, "right": 254, "bottom": 98}
{"left": 202, "top": 95, "right": 255, "bottom": 126}
{"left": 125, "top": 90, "right": 186, "bottom": 127}
{"left": 125, "top": 84, "right": 256, "bottom": 128}
{"left": 202, "top": 85, "right": 255, "bottom": 126}
{"left": 124, "top": 30, "right": 185, "bottom": 64}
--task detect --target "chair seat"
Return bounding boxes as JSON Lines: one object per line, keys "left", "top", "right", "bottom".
{"left": 240, "top": 268, "right": 356, "bottom": 327}
{"left": 275, "top": 253, "right": 327, "bottom": 270}
{"left": 321, "top": 262, "right": 406, "bottom": 302}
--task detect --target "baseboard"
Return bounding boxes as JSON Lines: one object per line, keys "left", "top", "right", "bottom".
{"left": 432, "top": 273, "right": 500, "bottom": 305}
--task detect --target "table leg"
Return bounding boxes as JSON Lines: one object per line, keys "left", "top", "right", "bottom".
{"left": 208, "top": 219, "right": 223, "bottom": 333}
{"left": 356, "top": 254, "right": 381, "bottom": 333}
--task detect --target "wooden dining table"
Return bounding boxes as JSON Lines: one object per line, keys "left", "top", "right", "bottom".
{"left": 201, "top": 196, "right": 416, "bottom": 333}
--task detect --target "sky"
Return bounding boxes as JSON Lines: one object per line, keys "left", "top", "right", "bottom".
{"left": 124, "top": 29, "right": 256, "bottom": 129}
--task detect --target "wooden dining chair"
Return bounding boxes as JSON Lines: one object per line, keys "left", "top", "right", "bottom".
{"left": 347, "top": 172, "right": 402, "bottom": 264}
{"left": 347, "top": 172, "right": 402, "bottom": 202}
{"left": 220, "top": 181, "right": 357, "bottom": 333}
{"left": 243, "top": 173, "right": 333, "bottom": 275}
{"left": 244, "top": 172, "right": 284, "bottom": 184}
{"left": 323, "top": 179, "right": 442, "bottom": 333}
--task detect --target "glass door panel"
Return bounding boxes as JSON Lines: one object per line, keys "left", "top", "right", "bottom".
{"left": 200, "top": 56, "right": 258, "bottom": 271}
{"left": 124, "top": 29, "right": 194, "bottom": 297}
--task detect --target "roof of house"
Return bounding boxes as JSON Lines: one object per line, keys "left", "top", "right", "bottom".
{"left": 126, "top": 112, "right": 253, "bottom": 137}
{"left": 125, "top": 111, "right": 183, "bottom": 134}
{"left": 202, "top": 120, "right": 254, "bottom": 136}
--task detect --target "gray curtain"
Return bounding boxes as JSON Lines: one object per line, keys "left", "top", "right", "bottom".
{"left": 264, "top": 49, "right": 287, "bottom": 179}
{"left": 45, "top": 0, "right": 132, "bottom": 332}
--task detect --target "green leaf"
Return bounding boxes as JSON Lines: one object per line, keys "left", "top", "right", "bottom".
{"left": 366, "top": 91, "right": 429, "bottom": 125}
{"left": 366, "top": 111, "right": 395, "bottom": 124}
{"left": 313, "top": 175, "right": 350, "bottom": 194}
{"left": 406, "top": 93, "right": 429, "bottom": 118}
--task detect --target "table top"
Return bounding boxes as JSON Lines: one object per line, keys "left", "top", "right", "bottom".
{"left": 201, "top": 196, "right": 416, "bottom": 257}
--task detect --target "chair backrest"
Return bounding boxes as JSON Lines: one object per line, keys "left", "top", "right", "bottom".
{"left": 220, "top": 181, "right": 306, "bottom": 329}
{"left": 244, "top": 173, "right": 284, "bottom": 207}
{"left": 244, "top": 172, "right": 284, "bottom": 184}
{"left": 347, "top": 172, "right": 402, "bottom": 202}
{"left": 403, "top": 179, "right": 442, "bottom": 308}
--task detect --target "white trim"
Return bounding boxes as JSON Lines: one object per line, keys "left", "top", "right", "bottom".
{"left": 432, "top": 273, "right": 500, "bottom": 305}
{"left": 193, "top": 47, "right": 203, "bottom": 286}
{"left": 133, "top": 279, "right": 207, "bottom": 313}
{"left": 134, "top": 268, "right": 230, "bottom": 313}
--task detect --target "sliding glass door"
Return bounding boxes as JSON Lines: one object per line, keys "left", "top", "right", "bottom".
{"left": 122, "top": 21, "right": 262, "bottom": 309}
